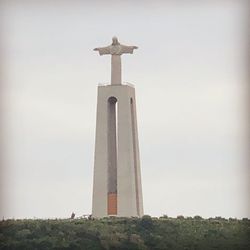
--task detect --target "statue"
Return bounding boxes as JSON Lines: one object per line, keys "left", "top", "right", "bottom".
{"left": 94, "top": 37, "right": 138, "bottom": 85}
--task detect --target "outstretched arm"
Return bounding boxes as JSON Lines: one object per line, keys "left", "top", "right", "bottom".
{"left": 93, "top": 46, "right": 111, "bottom": 55}
{"left": 120, "top": 45, "right": 138, "bottom": 54}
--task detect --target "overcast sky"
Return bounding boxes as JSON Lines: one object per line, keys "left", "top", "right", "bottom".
{"left": 0, "top": 0, "right": 249, "bottom": 219}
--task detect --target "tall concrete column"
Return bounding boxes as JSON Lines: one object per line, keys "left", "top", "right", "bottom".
{"left": 92, "top": 85, "right": 143, "bottom": 218}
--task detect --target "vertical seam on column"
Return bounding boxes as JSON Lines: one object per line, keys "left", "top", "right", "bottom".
{"left": 130, "top": 97, "right": 140, "bottom": 216}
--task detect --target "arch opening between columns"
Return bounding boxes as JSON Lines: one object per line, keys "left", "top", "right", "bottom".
{"left": 107, "top": 96, "right": 118, "bottom": 215}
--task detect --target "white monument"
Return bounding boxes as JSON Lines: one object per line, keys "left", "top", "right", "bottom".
{"left": 92, "top": 37, "right": 143, "bottom": 218}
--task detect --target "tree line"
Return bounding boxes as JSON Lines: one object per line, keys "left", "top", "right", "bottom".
{"left": 0, "top": 215, "right": 249, "bottom": 249}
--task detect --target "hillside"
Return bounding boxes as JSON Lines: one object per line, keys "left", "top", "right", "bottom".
{"left": 0, "top": 216, "right": 249, "bottom": 250}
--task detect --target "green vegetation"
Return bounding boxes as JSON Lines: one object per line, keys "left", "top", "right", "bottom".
{"left": 0, "top": 216, "right": 249, "bottom": 250}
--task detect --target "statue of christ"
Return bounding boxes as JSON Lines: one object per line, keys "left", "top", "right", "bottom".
{"left": 94, "top": 37, "right": 138, "bottom": 85}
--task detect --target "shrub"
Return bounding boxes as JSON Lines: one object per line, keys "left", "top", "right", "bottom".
{"left": 177, "top": 215, "right": 184, "bottom": 219}
{"left": 139, "top": 215, "right": 153, "bottom": 229}
{"left": 194, "top": 215, "right": 203, "bottom": 220}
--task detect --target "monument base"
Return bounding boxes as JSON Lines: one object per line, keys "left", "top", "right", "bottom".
{"left": 92, "top": 84, "right": 143, "bottom": 218}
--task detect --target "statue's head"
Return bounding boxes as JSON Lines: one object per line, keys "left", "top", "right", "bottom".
{"left": 112, "top": 36, "right": 120, "bottom": 45}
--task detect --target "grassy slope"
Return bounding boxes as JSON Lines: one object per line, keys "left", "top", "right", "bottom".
{"left": 0, "top": 216, "right": 249, "bottom": 250}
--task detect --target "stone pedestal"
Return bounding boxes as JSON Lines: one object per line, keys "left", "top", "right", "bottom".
{"left": 92, "top": 84, "right": 143, "bottom": 218}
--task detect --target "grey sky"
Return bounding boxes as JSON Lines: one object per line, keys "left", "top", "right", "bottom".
{"left": 0, "top": 0, "right": 249, "bottom": 219}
